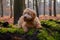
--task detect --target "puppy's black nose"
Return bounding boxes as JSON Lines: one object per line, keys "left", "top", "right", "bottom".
{"left": 24, "top": 16, "right": 27, "bottom": 18}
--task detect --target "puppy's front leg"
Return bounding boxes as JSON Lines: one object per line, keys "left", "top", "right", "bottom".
{"left": 18, "top": 16, "right": 24, "bottom": 28}
{"left": 35, "top": 17, "right": 42, "bottom": 29}
{"left": 22, "top": 22, "right": 28, "bottom": 32}
{"left": 18, "top": 20, "right": 21, "bottom": 28}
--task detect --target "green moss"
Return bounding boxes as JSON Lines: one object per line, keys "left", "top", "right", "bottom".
{"left": 27, "top": 29, "right": 35, "bottom": 36}
{"left": 0, "top": 20, "right": 60, "bottom": 40}
{"left": 37, "top": 28, "right": 55, "bottom": 40}
{"left": 41, "top": 20, "right": 60, "bottom": 31}
{"left": 0, "top": 28, "right": 8, "bottom": 33}
{"left": 7, "top": 28, "right": 17, "bottom": 33}
{"left": 16, "top": 28, "right": 24, "bottom": 34}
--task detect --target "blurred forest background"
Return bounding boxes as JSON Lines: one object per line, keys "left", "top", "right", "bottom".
{"left": 0, "top": 0, "right": 60, "bottom": 24}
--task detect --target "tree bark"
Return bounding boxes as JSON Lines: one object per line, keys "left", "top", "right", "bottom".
{"left": 14, "top": 0, "right": 25, "bottom": 24}
{"left": 39, "top": 0, "right": 41, "bottom": 15}
{"left": 49, "top": 0, "right": 52, "bottom": 16}
{"left": 35, "top": 0, "right": 39, "bottom": 17}
{"left": 33, "top": 0, "right": 34, "bottom": 9}
{"left": 28, "top": 0, "right": 29, "bottom": 8}
{"left": 53, "top": 0, "right": 56, "bottom": 17}
{"left": 1, "top": 0, "right": 3, "bottom": 17}
{"left": 10, "top": 0, "right": 12, "bottom": 18}
{"left": 44, "top": 0, "right": 45, "bottom": 16}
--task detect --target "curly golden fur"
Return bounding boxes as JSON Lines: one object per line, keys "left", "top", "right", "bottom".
{"left": 18, "top": 8, "right": 42, "bottom": 32}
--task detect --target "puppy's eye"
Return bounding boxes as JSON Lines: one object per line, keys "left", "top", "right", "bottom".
{"left": 23, "top": 12, "right": 26, "bottom": 15}
{"left": 25, "top": 13, "right": 26, "bottom": 14}
{"left": 27, "top": 13, "right": 30, "bottom": 15}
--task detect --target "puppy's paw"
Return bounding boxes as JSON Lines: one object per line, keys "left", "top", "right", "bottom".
{"left": 24, "top": 29, "right": 28, "bottom": 32}
{"left": 36, "top": 25, "right": 42, "bottom": 29}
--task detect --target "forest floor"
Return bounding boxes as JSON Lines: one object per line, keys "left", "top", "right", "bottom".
{"left": 0, "top": 16, "right": 14, "bottom": 24}
{"left": 39, "top": 15, "right": 60, "bottom": 20}
{"left": 0, "top": 15, "right": 60, "bottom": 24}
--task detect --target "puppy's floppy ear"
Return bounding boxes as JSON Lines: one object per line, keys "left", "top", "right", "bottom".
{"left": 23, "top": 10, "right": 25, "bottom": 15}
{"left": 32, "top": 11, "right": 37, "bottom": 19}
{"left": 33, "top": 11, "right": 37, "bottom": 17}
{"left": 23, "top": 9, "right": 25, "bottom": 15}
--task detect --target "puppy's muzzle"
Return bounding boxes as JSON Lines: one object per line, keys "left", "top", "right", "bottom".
{"left": 24, "top": 14, "right": 32, "bottom": 19}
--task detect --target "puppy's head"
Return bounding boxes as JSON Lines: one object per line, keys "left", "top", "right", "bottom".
{"left": 23, "top": 8, "right": 37, "bottom": 22}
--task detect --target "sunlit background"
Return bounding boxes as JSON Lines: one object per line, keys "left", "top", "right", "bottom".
{"left": 0, "top": 0, "right": 60, "bottom": 17}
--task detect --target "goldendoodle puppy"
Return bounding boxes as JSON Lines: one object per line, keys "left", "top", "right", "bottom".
{"left": 18, "top": 8, "right": 42, "bottom": 32}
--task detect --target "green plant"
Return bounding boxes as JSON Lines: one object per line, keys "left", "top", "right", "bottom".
{"left": 0, "top": 28, "right": 8, "bottom": 33}
{"left": 41, "top": 20, "right": 60, "bottom": 31}
{"left": 37, "top": 28, "right": 55, "bottom": 40}
{"left": 27, "top": 29, "right": 35, "bottom": 36}
{"left": 0, "top": 20, "right": 60, "bottom": 40}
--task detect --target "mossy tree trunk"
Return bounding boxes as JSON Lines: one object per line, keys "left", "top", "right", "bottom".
{"left": 14, "top": 0, "right": 25, "bottom": 24}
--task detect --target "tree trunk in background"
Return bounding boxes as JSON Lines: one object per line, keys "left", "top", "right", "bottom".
{"left": 23, "top": 0, "right": 26, "bottom": 9}
{"left": 39, "top": 0, "right": 41, "bottom": 15}
{"left": 35, "top": 0, "right": 39, "bottom": 17}
{"left": 28, "top": 0, "right": 29, "bottom": 8}
{"left": 33, "top": 0, "right": 34, "bottom": 9}
{"left": 44, "top": 0, "right": 45, "bottom": 16}
{"left": 1, "top": 0, "right": 3, "bottom": 17}
{"left": 14, "top": 0, "right": 25, "bottom": 24}
{"left": 49, "top": 0, "right": 52, "bottom": 16}
{"left": 54, "top": 0, "right": 56, "bottom": 17}
{"left": 10, "top": 0, "right": 12, "bottom": 18}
